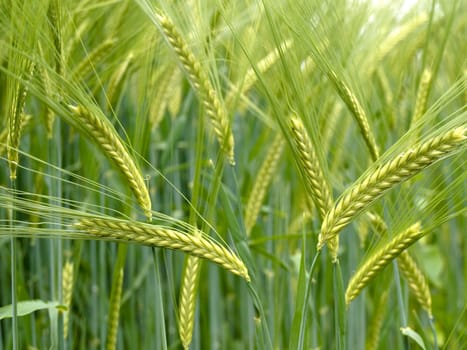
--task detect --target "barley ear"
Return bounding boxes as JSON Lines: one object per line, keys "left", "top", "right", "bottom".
{"left": 244, "top": 133, "right": 285, "bottom": 235}
{"left": 154, "top": 9, "right": 235, "bottom": 165}
{"left": 74, "top": 218, "right": 250, "bottom": 281}
{"left": 318, "top": 127, "right": 466, "bottom": 250}
{"left": 366, "top": 290, "right": 389, "bottom": 350}
{"left": 326, "top": 69, "right": 380, "bottom": 160}
{"left": 289, "top": 115, "right": 338, "bottom": 259}
{"left": 62, "top": 261, "right": 74, "bottom": 339}
{"left": 71, "top": 39, "right": 115, "bottom": 80}
{"left": 106, "top": 267, "right": 124, "bottom": 350}
{"left": 69, "top": 105, "right": 152, "bottom": 221}
{"left": 178, "top": 255, "right": 201, "bottom": 349}
{"left": 345, "top": 222, "right": 423, "bottom": 305}
{"left": 411, "top": 68, "right": 433, "bottom": 128}
{"left": 397, "top": 250, "right": 432, "bottom": 317}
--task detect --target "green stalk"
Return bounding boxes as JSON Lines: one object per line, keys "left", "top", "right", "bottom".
{"left": 333, "top": 260, "right": 346, "bottom": 350}
{"left": 10, "top": 178, "right": 18, "bottom": 350}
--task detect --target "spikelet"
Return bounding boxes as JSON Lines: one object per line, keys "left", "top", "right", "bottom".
{"left": 69, "top": 105, "right": 152, "bottom": 220}
{"left": 7, "top": 62, "right": 35, "bottom": 180}
{"left": 318, "top": 127, "right": 466, "bottom": 250}
{"left": 326, "top": 69, "right": 380, "bottom": 160}
{"left": 62, "top": 261, "right": 74, "bottom": 339}
{"left": 74, "top": 217, "right": 250, "bottom": 281}
{"left": 411, "top": 68, "right": 433, "bottom": 128}
{"left": 345, "top": 222, "right": 423, "bottom": 304}
{"left": 244, "top": 133, "right": 285, "bottom": 235}
{"left": 154, "top": 9, "right": 235, "bottom": 164}
{"left": 72, "top": 39, "right": 115, "bottom": 80}
{"left": 397, "top": 251, "right": 432, "bottom": 317}
{"left": 289, "top": 115, "right": 338, "bottom": 259}
{"left": 106, "top": 267, "right": 124, "bottom": 350}
{"left": 178, "top": 254, "right": 201, "bottom": 349}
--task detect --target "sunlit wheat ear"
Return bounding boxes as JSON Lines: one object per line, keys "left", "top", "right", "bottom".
{"left": 71, "top": 38, "right": 115, "bottom": 80}
{"left": 289, "top": 115, "right": 338, "bottom": 259}
{"left": 154, "top": 9, "right": 235, "bottom": 165}
{"left": 74, "top": 217, "right": 250, "bottom": 281}
{"left": 366, "top": 290, "right": 389, "bottom": 350}
{"left": 318, "top": 127, "right": 466, "bottom": 251}
{"left": 326, "top": 69, "right": 380, "bottom": 160}
{"left": 106, "top": 267, "right": 124, "bottom": 350}
{"left": 244, "top": 133, "right": 285, "bottom": 235}
{"left": 8, "top": 62, "right": 35, "bottom": 180}
{"left": 397, "top": 250, "right": 432, "bottom": 317}
{"left": 62, "top": 260, "right": 74, "bottom": 339}
{"left": 411, "top": 68, "right": 433, "bottom": 129}
{"left": 345, "top": 222, "right": 423, "bottom": 305}
{"left": 69, "top": 105, "right": 152, "bottom": 221}
{"left": 225, "top": 39, "right": 293, "bottom": 108}
{"left": 179, "top": 254, "right": 201, "bottom": 349}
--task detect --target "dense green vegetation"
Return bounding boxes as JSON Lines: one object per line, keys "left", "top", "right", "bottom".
{"left": 0, "top": 0, "right": 465, "bottom": 349}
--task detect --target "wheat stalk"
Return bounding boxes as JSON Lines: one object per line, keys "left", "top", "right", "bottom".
{"left": 69, "top": 105, "right": 152, "bottom": 220}
{"left": 327, "top": 69, "right": 380, "bottom": 160}
{"left": 318, "top": 127, "right": 466, "bottom": 250}
{"left": 244, "top": 133, "right": 285, "bottom": 235}
{"left": 62, "top": 260, "right": 74, "bottom": 339}
{"left": 74, "top": 217, "right": 250, "bottom": 281}
{"left": 154, "top": 9, "right": 235, "bottom": 164}
{"left": 345, "top": 222, "right": 423, "bottom": 304}
{"left": 397, "top": 250, "right": 432, "bottom": 317}
{"left": 289, "top": 115, "right": 338, "bottom": 259}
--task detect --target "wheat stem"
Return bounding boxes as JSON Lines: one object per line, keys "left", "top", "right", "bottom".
{"left": 318, "top": 127, "right": 466, "bottom": 250}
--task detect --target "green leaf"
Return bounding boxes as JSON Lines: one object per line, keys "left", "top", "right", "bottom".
{"left": 0, "top": 300, "right": 63, "bottom": 320}
{"left": 400, "top": 326, "right": 426, "bottom": 350}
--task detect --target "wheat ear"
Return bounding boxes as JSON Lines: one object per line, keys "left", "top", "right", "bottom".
{"left": 327, "top": 69, "right": 380, "bottom": 160}
{"left": 365, "top": 290, "right": 389, "bottom": 350}
{"left": 62, "top": 260, "right": 74, "bottom": 339}
{"left": 154, "top": 10, "right": 234, "bottom": 165}
{"left": 289, "top": 115, "right": 338, "bottom": 259}
{"left": 397, "top": 250, "right": 432, "bottom": 317}
{"left": 149, "top": 65, "right": 180, "bottom": 129}
{"left": 345, "top": 222, "right": 423, "bottom": 304}
{"left": 179, "top": 254, "right": 201, "bottom": 349}
{"left": 106, "top": 267, "right": 124, "bottom": 350}
{"left": 107, "top": 52, "right": 134, "bottom": 109}
{"left": 1, "top": 114, "right": 31, "bottom": 157}
{"left": 69, "top": 105, "right": 152, "bottom": 220}
{"left": 244, "top": 133, "right": 285, "bottom": 235}
{"left": 8, "top": 63, "right": 35, "bottom": 180}
{"left": 71, "top": 39, "right": 115, "bottom": 79}
{"left": 411, "top": 68, "right": 432, "bottom": 128}
{"left": 318, "top": 127, "right": 466, "bottom": 250}
{"left": 74, "top": 217, "right": 250, "bottom": 281}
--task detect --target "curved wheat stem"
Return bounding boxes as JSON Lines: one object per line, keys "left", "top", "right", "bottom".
{"left": 345, "top": 222, "right": 423, "bottom": 304}
{"left": 69, "top": 105, "right": 152, "bottom": 221}
{"left": 397, "top": 250, "right": 432, "bottom": 317}
{"left": 318, "top": 127, "right": 466, "bottom": 250}
{"left": 74, "top": 218, "right": 250, "bottom": 281}
{"left": 154, "top": 10, "right": 235, "bottom": 165}
{"left": 289, "top": 115, "right": 338, "bottom": 259}
{"left": 244, "top": 133, "right": 285, "bottom": 235}
{"left": 327, "top": 69, "right": 380, "bottom": 160}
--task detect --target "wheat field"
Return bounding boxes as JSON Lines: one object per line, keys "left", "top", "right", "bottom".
{"left": 0, "top": 0, "right": 466, "bottom": 349}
